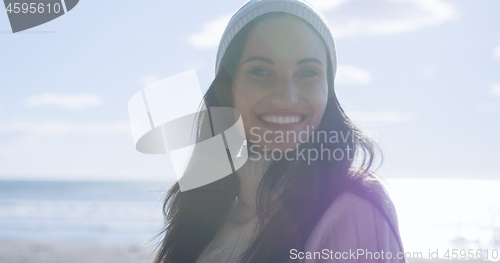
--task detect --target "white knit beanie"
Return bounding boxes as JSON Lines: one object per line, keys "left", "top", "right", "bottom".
{"left": 214, "top": 0, "right": 337, "bottom": 80}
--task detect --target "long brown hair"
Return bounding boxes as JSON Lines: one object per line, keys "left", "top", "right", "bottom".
{"left": 154, "top": 12, "right": 403, "bottom": 263}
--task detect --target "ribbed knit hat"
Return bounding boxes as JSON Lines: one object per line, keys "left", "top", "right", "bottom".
{"left": 214, "top": 0, "right": 337, "bottom": 80}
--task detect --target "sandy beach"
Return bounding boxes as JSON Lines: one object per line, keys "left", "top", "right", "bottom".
{"left": 0, "top": 241, "right": 158, "bottom": 263}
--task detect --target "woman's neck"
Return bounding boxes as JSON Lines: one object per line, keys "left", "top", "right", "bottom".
{"left": 233, "top": 154, "right": 273, "bottom": 223}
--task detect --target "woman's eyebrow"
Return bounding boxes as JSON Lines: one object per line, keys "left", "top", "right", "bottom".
{"left": 242, "top": 56, "right": 274, "bottom": 65}
{"left": 241, "top": 56, "right": 323, "bottom": 66}
{"left": 297, "top": 58, "right": 323, "bottom": 66}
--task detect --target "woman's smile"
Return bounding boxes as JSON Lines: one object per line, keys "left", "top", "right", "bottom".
{"left": 256, "top": 111, "right": 306, "bottom": 126}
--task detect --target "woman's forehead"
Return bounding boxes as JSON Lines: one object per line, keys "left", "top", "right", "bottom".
{"left": 241, "top": 15, "right": 328, "bottom": 64}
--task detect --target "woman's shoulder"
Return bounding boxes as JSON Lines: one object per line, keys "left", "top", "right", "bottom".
{"left": 329, "top": 177, "right": 399, "bottom": 226}
{"left": 311, "top": 185, "right": 398, "bottom": 234}
{"left": 302, "top": 177, "right": 404, "bottom": 262}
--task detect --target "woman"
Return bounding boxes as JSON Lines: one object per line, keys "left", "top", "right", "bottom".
{"left": 154, "top": 0, "right": 405, "bottom": 262}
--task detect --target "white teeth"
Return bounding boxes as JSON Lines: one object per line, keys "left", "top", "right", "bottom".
{"left": 261, "top": 115, "right": 302, "bottom": 124}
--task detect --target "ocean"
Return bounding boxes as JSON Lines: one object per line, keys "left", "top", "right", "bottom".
{"left": 0, "top": 181, "right": 170, "bottom": 245}
{"left": 0, "top": 178, "right": 499, "bottom": 258}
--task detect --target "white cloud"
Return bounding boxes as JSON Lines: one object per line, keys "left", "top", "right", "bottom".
{"left": 24, "top": 92, "right": 102, "bottom": 110}
{"left": 0, "top": 120, "right": 130, "bottom": 137}
{"left": 188, "top": 14, "right": 232, "bottom": 49}
{"left": 347, "top": 111, "right": 415, "bottom": 124}
{"left": 494, "top": 46, "right": 500, "bottom": 59}
{"left": 490, "top": 83, "right": 500, "bottom": 96}
{"left": 336, "top": 65, "right": 372, "bottom": 84}
{"left": 325, "top": 0, "right": 458, "bottom": 38}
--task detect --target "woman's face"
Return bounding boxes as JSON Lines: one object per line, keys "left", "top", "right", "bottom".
{"left": 232, "top": 14, "right": 329, "bottom": 153}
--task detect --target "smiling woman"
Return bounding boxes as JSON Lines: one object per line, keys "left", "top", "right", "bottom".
{"left": 153, "top": 1, "right": 405, "bottom": 263}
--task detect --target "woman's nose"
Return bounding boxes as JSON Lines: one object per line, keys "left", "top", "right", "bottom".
{"left": 268, "top": 76, "right": 299, "bottom": 108}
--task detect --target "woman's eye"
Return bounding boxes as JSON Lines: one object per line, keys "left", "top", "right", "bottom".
{"left": 249, "top": 67, "right": 270, "bottom": 77}
{"left": 298, "top": 68, "right": 319, "bottom": 78}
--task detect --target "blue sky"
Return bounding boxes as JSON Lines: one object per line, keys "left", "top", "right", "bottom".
{"left": 0, "top": 0, "right": 499, "bottom": 181}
